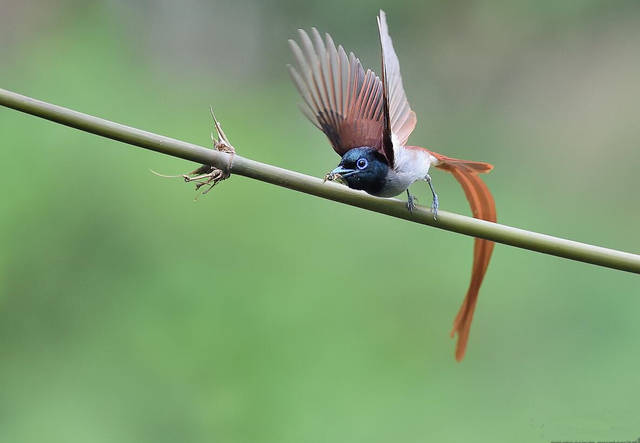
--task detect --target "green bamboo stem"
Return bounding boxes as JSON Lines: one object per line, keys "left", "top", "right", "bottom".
{"left": 1, "top": 87, "right": 639, "bottom": 274}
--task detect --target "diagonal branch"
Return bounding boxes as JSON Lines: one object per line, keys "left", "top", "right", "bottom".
{"left": 1, "top": 87, "right": 639, "bottom": 274}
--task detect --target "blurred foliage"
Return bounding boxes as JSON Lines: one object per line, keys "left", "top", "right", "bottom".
{"left": 1, "top": 1, "right": 640, "bottom": 442}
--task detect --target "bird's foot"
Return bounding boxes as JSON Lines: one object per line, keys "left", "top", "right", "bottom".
{"left": 406, "top": 191, "right": 418, "bottom": 213}
{"left": 431, "top": 194, "right": 439, "bottom": 220}
{"left": 178, "top": 106, "right": 236, "bottom": 198}
{"left": 426, "top": 174, "right": 439, "bottom": 220}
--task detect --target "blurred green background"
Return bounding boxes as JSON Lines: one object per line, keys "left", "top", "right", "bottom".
{"left": 1, "top": 1, "right": 640, "bottom": 442}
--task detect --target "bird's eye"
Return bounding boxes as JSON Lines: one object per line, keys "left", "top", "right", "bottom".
{"left": 356, "top": 158, "right": 368, "bottom": 169}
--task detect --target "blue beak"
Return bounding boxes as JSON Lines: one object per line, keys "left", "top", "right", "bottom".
{"left": 329, "top": 166, "right": 356, "bottom": 177}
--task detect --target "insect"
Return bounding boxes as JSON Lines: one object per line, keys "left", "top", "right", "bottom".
{"left": 288, "top": 10, "right": 497, "bottom": 360}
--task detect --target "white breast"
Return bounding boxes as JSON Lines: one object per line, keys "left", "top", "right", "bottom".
{"left": 374, "top": 135, "right": 436, "bottom": 197}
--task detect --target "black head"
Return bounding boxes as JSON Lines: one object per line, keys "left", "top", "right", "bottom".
{"left": 328, "top": 147, "right": 390, "bottom": 195}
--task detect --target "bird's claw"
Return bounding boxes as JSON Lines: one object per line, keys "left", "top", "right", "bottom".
{"left": 406, "top": 192, "right": 418, "bottom": 213}
{"left": 431, "top": 194, "right": 439, "bottom": 220}
{"left": 426, "top": 173, "right": 439, "bottom": 221}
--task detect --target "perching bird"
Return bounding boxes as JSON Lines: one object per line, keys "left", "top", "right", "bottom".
{"left": 288, "top": 10, "right": 497, "bottom": 361}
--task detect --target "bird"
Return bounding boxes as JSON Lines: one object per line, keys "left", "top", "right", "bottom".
{"left": 288, "top": 10, "right": 497, "bottom": 361}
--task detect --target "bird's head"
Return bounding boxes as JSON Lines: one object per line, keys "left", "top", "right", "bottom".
{"left": 325, "top": 147, "right": 389, "bottom": 194}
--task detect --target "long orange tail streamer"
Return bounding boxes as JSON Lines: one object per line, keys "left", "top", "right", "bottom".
{"left": 429, "top": 151, "right": 497, "bottom": 361}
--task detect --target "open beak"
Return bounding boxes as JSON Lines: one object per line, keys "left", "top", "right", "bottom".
{"left": 323, "top": 166, "right": 356, "bottom": 183}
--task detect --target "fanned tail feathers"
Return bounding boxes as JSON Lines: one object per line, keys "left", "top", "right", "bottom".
{"left": 430, "top": 151, "right": 497, "bottom": 361}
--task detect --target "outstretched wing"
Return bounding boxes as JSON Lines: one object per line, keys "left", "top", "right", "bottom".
{"left": 377, "top": 10, "right": 417, "bottom": 147}
{"left": 288, "top": 29, "right": 392, "bottom": 163}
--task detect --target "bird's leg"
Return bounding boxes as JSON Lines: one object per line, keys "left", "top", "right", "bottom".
{"left": 182, "top": 106, "right": 236, "bottom": 196}
{"left": 406, "top": 189, "right": 418, "bottom": 213}
{"left": 426, "top": 174, "right": 439, "bottom": 220}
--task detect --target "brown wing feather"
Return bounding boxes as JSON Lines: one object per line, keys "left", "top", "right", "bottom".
{"left": 376, "top": 15, "right": 395, "bottom": 166}
{"left": 430, "top": 151, "right": 496, "bottom": 361}
{"left": 289, "top": 29, "right": 390, "bottom": 161}
{"left": 377, "top": 10, "right": 417, "bottom": 146}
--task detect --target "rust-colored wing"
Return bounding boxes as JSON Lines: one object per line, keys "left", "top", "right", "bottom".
{"left": 288, "top": 29, "right": 390, "bottom": 162}
{"left": 377, "top": 10, "right": 417, "bottom": 147}
{"left": 430, "top": 151, "right": 496, "bottom": 361}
